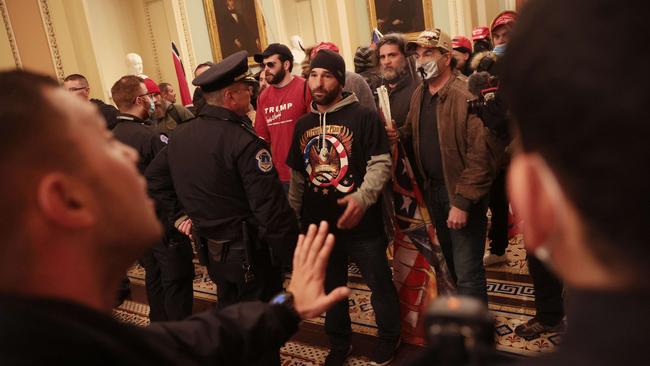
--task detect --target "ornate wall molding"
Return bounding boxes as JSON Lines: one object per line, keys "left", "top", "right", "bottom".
{"left": 0, "top": 0, "right": 22, "bottom": 68}
{"left": 37, "top": 0, "right": 64, "bottom": 81}
{"left": 176, "top": 0, "right": 196, "bottom": 72}
{"left": 144, "top": 0, "right": 163, "bottom": 81}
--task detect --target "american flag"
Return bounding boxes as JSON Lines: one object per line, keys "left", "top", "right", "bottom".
{"left": 390, "top": 142, "right": 456, "bottom": 345}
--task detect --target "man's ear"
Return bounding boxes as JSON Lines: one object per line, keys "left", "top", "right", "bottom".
{"left": 36, "top": 173, "right": 95, "bottom": 228}
{"left": 283, "top": 60, "right": 291, "bottom": 72}
{"left": 508, "top": 154, "right": 567, "bottom": 253}
{"left": 444, "top": 52, "right": 452, "bottom": 67}
{"left": 222, "top": 88, "right": 234, "bottom": 107}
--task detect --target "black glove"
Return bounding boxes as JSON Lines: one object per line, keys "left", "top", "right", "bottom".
{"left": 479, "top": 92, "right": 510, "bottom": 140}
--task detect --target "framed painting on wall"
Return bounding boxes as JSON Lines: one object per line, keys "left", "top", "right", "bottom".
{"left": 203, "top": 0, "right": 267, "bottom": 64}
{"left": 367, "top": 0, "right": 433, "bottom": 39}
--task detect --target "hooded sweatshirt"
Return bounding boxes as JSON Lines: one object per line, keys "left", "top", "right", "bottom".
{"left": 286, "top": 92, "right": 391, "bottom": 241}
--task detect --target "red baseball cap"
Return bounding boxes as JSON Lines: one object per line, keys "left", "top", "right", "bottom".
{"left": 452, "top": 36, "right": 472, "bottom": 53}
{"left": 143, "top": 78, "right": 161, "bottom": 94}
{"left": 490, "top": 10, "right": 518, "bottom": 32}
{"left": 310, "top": 42, "right": 340, "bottom": 58}
{"left": 471, "top": 26, "right": 490, "bottom": 41}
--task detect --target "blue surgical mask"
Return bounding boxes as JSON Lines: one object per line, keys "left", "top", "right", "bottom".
{"left": 493, "top": 43, "right": 507, "bottom": 57}
{"left": 147, "top": 97, "right": 155, "bottom": 116}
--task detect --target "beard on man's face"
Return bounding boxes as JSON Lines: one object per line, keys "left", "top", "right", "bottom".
{"left": 381, "top": 62, "right": 406, "bottom": 84}
{"left": 310, "top": 84, "right": 342, "bottom": 106}
{"left": 266, "top": 67, "right": 286, "bottom": 85}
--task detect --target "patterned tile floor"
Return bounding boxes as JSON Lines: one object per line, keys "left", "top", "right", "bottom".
{"left": 487, "top": 234, "right": 530, "bottom": 275}
{"left": 121, "top": 233, "right": 563, "bottom": 363}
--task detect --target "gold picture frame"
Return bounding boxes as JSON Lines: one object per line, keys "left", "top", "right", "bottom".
{"left": 367, "top": 0, "right": 433, "bottom": 40}
{"left": 203, "top": 0, "right": 268, "bottom": 65}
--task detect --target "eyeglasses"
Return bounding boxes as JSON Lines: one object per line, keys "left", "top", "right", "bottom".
{"left": 261, "top": 61, "right": 276, "bottom": 69}
{"left": 133, "top": 93, "right": 152, "bottom": 103}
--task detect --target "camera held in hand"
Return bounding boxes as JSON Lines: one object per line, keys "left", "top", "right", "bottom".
{"left": 467, "top": 73, "right": 499, "bottom": 115}
{"left": 468, "top": 73, "right": 510, "bottom": 140}
{"left": 408, "top": 296, "right": 514, "bottom": 366}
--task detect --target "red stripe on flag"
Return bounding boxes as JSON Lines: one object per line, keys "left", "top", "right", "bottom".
{"left": 172, "top": 42, "right": 192, "bottom": 106}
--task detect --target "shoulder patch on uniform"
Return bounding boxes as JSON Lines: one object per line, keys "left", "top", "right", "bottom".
{"left": 255, "top": 148, "right": 273, "bottom": 173}
{"left": 160, "top": 134, "right": 169, "bottom": 144}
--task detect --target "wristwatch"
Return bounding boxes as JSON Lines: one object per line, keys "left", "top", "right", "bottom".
{"left": 270, "top": 291, "right": 300, "bottom": 318}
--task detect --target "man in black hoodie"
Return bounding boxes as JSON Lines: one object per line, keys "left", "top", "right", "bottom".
{"left": 287, "top": 50, "right": 401, "bottom": 366}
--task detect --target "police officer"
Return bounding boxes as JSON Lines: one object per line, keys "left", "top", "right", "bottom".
{"left": 165, "top": 51, "right": 299, "bottom": 316}
{"left": 110, "top": 75, "right": 192, "bottom": 322}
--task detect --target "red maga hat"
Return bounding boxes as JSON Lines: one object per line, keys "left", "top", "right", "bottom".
{"left": 472, "top": 26, "right": 490, "bottom": 41}
{"left": 143, "top": 78, "right": 160, "bottom": 94}
{"left": 490, "top": 10, "right": 518, "bottom": 32}
{"left": 310, "top": 42, "right": 340, "bottom": 58}
{"left": 452, "top": 36, "right": 472, "bottom": 53}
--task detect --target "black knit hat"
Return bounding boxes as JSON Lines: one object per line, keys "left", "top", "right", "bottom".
{"left": 310, "top": 49, "right": 346, "bottom": 86}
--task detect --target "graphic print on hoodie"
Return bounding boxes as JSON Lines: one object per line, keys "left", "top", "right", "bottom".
{"left": 287, "top": 93, "right": 389, "bottom": 240}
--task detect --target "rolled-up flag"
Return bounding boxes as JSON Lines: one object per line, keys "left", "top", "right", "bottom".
{"left": 172, "top": 42, "right": 192, "bottom": 107}
{"left": 371, "top": 28, "right": 384, "bottom": 46}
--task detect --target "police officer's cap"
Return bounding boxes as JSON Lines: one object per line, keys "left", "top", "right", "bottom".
{"left": 192, "top": 51, "right": 253, "bottom": 93}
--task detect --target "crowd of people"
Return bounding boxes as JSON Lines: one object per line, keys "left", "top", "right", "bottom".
{"left": 1, "top": 0, "right": 648, "bottom": 365}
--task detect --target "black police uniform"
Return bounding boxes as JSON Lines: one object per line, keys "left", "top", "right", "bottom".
{"left": 145, "top": 147, "right": 195, "bottom": 322}
{"left": 113, "top": 112, "right": 176, "bottom": 321}
{"left": 112, "top": 113, "right": 168, "bottom": 173}
{"left": 166, "top": 51, "right": 299, "bottom": 311}
{"left": 90, "top": 98, "right": 119, "bottom": 130}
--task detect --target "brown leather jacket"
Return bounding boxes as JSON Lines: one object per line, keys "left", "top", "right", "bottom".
{"left": 399, "top": 71, "right": 496, "bottom": 211}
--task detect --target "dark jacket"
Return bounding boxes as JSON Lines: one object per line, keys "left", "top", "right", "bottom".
{"left": 511, "top": 289, "right": 650, "bottom": 366}
{"left": 145, "top": 147, "right": 184, "bottom": 231}
{"left": 386, "top": 73, "right": 420, "bottom": 129}
{"left": 165, "top": 105, "right": 298, "bottom": 261}
{"left": 113, "top": 113, "right": 167, "bottom": 174}
{"left": 91, "top": 98, "right": 119, "bottom": 130}
{"left": 156, "top": 103, "right": 195, "bottom": 137}
{"left": 191, "top": 88, "right": 207, "bottom": 116}
{"left": 400, "top": 71, "right": 495, "bottom": 211}
{"left": 0, "top": 295, "right": 300, "bottom": 365}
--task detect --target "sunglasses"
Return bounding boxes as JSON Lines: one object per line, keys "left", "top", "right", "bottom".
{"left": 261, "top": 61, "right": 276, "bottom": 68}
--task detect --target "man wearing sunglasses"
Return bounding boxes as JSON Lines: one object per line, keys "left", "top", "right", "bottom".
{"left": 254, "top": 43, "right": 312, "bottom": 191}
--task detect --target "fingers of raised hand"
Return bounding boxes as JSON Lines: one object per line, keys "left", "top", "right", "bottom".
{"left": 298, "top": 224, "right": 318, "bottom": 264}
{"left": 302, "top": 286, "right": 350, "bottom": 319}
{"left": 305, "top": 221, "right": 329, "bottom": 267}
{"left": 293, "top": 233, "right": 306, "bottom": 270}
{"left": 313, "top": 233, "right": 335, "bottom": 278}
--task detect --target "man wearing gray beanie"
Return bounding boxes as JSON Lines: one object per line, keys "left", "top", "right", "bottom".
{"left": 286, "top": 49, "right": 401, "bottom": 366}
